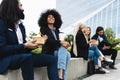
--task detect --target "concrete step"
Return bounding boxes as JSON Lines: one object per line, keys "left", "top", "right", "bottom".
{"left": 0, "top": 58, "right": 87, "bottom": 80}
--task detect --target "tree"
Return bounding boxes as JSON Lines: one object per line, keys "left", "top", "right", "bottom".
{"left": 64, "top": 34, "right": 73, "bottom": 45}
{"left": 105, "top": 27, "right": 120, "bottom": 44}
{"left": 105, "top": 27, "right": 120, "bottom": 50}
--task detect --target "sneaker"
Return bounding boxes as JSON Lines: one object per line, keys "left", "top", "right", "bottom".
{"left": 105, "top": 58, "right": 113, "bottom": 62}
{"left": 102, "top": 61, "right": 113, "bottom": 68}
{"left": 95, "top": 69, "right": 106, "bottom": 74}
{"left": 101, "top": 68, "right": 110, "bottom": 73}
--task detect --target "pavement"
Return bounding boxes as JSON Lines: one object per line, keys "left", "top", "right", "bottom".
{"left": 82, "top": 63, "right": 120, "bottom": 80}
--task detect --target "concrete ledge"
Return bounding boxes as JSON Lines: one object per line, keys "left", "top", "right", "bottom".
{"left": 0, "top": 58, "right": 87, "bottom": 80}
{"left": 0, "top": 50, "right": 119, "bottom": 80}
{"left": 116, "top": 51, "right": 120, "bottom": 60}
{"left": 0, "top": 69, "right": 22, "bottom": 80}
{"left": 67, "top": 58, "right": 87, "bottom": 80}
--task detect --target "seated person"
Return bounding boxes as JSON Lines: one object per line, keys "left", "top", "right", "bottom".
{"left": 86, "top": 27, "right": 113, "bottom": 73}
{"left": 38, "top": 9, "right": 71, "bottom": 80}
{"left": 71, "top": 22, "right": 105, "bottom": 74}
{"left": 0, "top": 0, "right": 59, "bottom": 80}
{"left": 92, "top": 26, "right": 117, "bottom": 69}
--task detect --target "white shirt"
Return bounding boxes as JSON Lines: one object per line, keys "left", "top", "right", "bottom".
{"left": 15, "top": 22, "right": 23, "bottom": 44}
{"left": 98, "top": 36, "right": 103, "bottom": 42}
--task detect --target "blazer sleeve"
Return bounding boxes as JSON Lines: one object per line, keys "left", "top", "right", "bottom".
{"left": 91, "top": 34, "right": 98, "bottom": 40}
{"left": 40, "top": 27, "right": 61, "bottom": 47}
{"left": 76, "top": 31, "right": 89, "bottom": 49}
{"left": 102, "top": 34, "right": 109, "bottom": 43}
{"left": 0, "top": 20, "right": 25, "bottom": 57}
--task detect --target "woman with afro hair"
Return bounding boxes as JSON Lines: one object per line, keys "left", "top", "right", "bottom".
{"left": 38, "top": 9, "right": 71, "bottom": 80}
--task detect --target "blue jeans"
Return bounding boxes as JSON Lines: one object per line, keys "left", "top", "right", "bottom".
{"left": 9, "top": 53, "right": 59, "bottom": 80}
{"left": 88, "top": 50, "right": 98, "bottom": 66}
{"left": 89, "top": 46, "right": 101, "bottom": 57}
{"left": 89, "top": 46, "right": 102, "bottom": 66}
{"left": 54, "top": 46, "right": 71, "bottom": 79}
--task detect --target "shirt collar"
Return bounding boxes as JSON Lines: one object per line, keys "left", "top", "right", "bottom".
{"left": 48, "top": 26, "right": 56, "bottom": 31}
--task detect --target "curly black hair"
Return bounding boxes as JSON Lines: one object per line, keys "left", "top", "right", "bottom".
{"left": 38, "top": 9, "right": 62, "bottom": 29}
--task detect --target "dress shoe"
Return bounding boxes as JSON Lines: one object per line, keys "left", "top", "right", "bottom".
{"left": 95, "top": 69, "right": 106, "bottom": 74}
{"left": 59, "top": 79, "right": 64, "bottom": 80}
{"left": 109, "top": 65, "right": 117, "bottom": 69}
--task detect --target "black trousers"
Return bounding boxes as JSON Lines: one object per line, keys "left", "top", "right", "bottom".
{"left": 101, "top": 49, "right": 117, "bottom": 65}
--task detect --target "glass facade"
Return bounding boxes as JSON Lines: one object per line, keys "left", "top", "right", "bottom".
{"left": 0, "top": 0, "right": 119, "bottom": 37}
{"left": 86, "top": 0, "right": 120, "bottom": 37}
{"left": 56, "top": 0, "right": 120, "bottom": 38}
